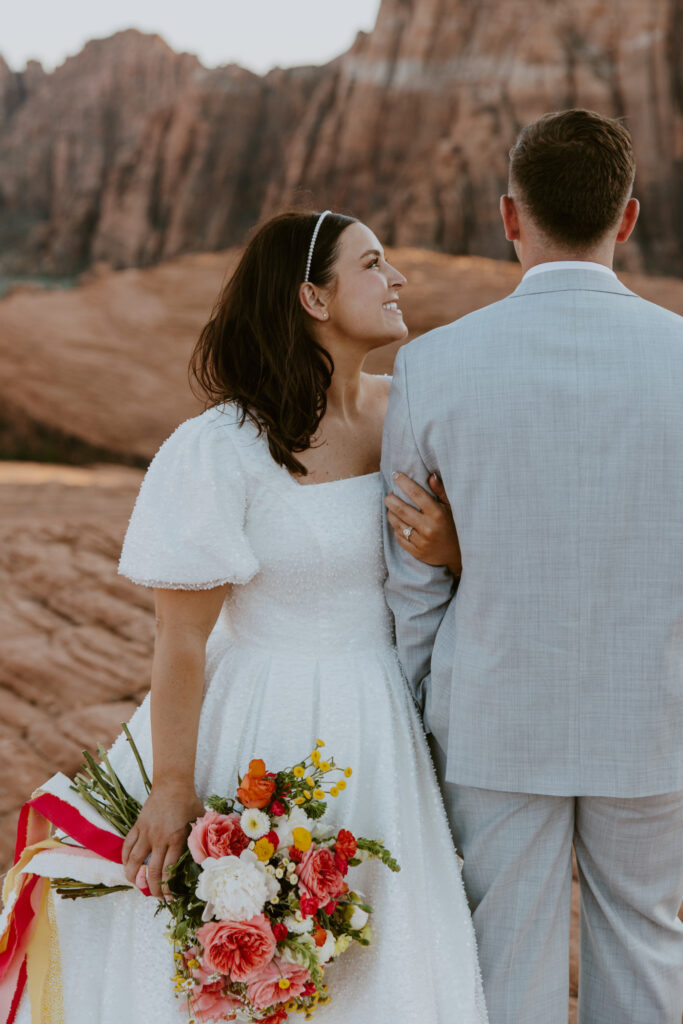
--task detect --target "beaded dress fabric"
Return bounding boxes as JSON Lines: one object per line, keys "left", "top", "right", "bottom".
{"left": 16, "top": 402, "right": 487, "bottom": 1024}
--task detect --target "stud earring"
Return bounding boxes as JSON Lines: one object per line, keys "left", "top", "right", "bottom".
{"left": 322, "top": 312, "right": 329, "bottom": 320}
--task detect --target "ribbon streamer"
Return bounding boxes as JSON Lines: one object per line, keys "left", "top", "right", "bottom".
{"left": 0, "top": 776, "right": 136, "bottom": 1023}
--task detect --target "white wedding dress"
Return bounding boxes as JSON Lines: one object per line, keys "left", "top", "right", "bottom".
{"left": 16, "top": 402, "right": 487, "bottom": 1024}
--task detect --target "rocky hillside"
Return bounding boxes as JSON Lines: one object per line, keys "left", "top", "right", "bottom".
{"left": 1, "top": 0, "right": 682, "bottom": 276}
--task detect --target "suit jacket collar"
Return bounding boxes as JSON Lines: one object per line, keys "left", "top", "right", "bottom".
{"left": 510, "top": 267, "right": 637, "bottom": 300}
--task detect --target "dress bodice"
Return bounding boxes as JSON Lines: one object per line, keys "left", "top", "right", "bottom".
{"left": 221, "top": 471, "right": 394, "bottom": 657}
{"left": 118, "top": 404, "right": 395, "bottom": 659}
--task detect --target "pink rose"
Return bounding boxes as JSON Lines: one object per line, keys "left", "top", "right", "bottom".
{"left": 246, "top": 957, "right": 311, "bottom": 1009}
{"left": 197, "top": 915, "right": 276, "bottom": 982}
{"left": 297, "top": 846, "right": 346, "bottom": 904}
{"left": 190, "top": 980, "right": 242, "bottom": 1022}
{"left": 188, "top": 811, "right": 249, "bottom": 863}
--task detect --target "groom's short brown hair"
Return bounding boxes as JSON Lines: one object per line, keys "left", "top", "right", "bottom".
{"left": 509, "top": 109, "right": 635, "bottom": 247}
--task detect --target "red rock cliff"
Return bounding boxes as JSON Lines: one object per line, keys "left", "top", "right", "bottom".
{"left": 1, "top": 1, "right": 681, "bottom": 275}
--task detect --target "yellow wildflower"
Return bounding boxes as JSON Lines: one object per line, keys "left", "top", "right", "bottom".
{"left": 304, "top": 789, "right": 312, "bottom": 799}
{"left": 330, "top": 787, "right": 339, "bottom": 797}
{"left": 294, "top": 796, "right": 305, "bottom": 805}
{"left": 313, "top": 788, "right": 325, "bottom": 800}
{"left": 293, "top": 766, "right": 305, "bottom": 778}
{"left": 311, "top": 750, "right": 321, "bottom": 766}
{"left": 305, "top": 776, "right": 314, "bottom": 787}
{"left": 320, "top": 761, "right": 331, "bottom": 772}
{"left": 292, "top": 826, "right": 312, "bottom": 851}
{"left": 337, "top": 779, "right": 346, "bottom": 791}
{"left": 344, "top": 767, "right": 353, "bottom": 777}
{"left": 254, "top": 837, "right": 275, "bottom": 862}
{"left": 316, "top": 739, "right": 325, "bottom": 747}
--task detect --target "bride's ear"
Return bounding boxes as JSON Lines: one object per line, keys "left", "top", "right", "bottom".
{"left": 299, "top": 282, "right": 329, "bottom": 322}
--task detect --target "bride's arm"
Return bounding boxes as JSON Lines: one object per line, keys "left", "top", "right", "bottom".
{"left": 385, "top": 472, "right": 462, "bottom": 576}
{"left": 121, "top": 583, "right": 230, "bottom": 898}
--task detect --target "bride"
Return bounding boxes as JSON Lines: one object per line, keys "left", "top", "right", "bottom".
{"left": 15, "top": 210, "right": 487, "bottom": 1023}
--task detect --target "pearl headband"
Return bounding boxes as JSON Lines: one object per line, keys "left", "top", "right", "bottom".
{"left": 304, "top": 209, "right": 331, "bottom": 282}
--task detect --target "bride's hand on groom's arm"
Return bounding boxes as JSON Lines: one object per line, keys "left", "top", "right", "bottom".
{"left": 385, "top": 472, "right": 462, "bottom": 575}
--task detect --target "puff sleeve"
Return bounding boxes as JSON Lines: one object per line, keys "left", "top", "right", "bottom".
{"left": 118, "top": 408, "right": 260, "bottom": 589}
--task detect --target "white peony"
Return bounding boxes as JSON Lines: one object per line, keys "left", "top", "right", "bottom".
{"left": 314, "top": 928, "right": 336, "bottom": 964}
{"left": 273, "top": 805, "right": 315, "bottom": 849}
{"left": 347, "top": 905, "right": 369, "bottom": 930}
{"left": 282, "top": 913, "right": 314, "bottom": 935}
{"left": 240, "top": 808, "right": 270, "bottom": 839}
{"left": 196, "top": 850, "right": 280, "bottom": 922}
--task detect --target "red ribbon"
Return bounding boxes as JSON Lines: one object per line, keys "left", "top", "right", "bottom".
{"left": 2, "top": 788, "right": 129, "bottom": 1022}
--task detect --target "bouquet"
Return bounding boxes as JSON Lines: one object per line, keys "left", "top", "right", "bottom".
{"left": 53, "top": 730, "right": 400, "bottom": 1023}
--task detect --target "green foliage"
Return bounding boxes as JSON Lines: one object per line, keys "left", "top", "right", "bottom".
{"left": 51, "top": 878, "right": 132, "bottom": 899}
{"left": 302, "top": 799, "right": 327, "bottom": 820}
{"left": 356, "top": 837, "right": 401, "bottom": 872}
{"left": 204, "top": 794, "right": 235, "bottom": 815}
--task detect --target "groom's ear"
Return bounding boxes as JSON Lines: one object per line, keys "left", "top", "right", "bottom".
{"left": 500, "top": 195, "right": 521, "bottom": 241}
{"left": 615, "top": 197, "right": 640, "bottom": 244}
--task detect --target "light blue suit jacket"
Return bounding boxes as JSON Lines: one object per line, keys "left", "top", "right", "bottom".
{"left": 382, "top": 267, "right": 683, "bottom": 796}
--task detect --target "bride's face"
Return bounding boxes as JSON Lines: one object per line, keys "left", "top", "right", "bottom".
{"left": 323, "top": 222, "right": 408, "bottom": 348}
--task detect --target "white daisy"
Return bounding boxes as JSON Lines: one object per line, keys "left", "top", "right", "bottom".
{"left": 240, "top": 808, "right": 271, "bottom": 839}
{"left": 282, "top": 913, "right": 314, "bottom": 935}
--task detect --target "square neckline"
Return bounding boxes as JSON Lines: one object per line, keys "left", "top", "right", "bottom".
{"left": 289, "top": 470, "right": 381, "bottom": 489}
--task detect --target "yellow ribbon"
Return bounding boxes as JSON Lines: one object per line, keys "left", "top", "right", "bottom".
{"left": 1, "top": 837, "right": 65, "bottom": 1022}
{"left": 27, "top": 882, "right": 64, "bottom": 1024}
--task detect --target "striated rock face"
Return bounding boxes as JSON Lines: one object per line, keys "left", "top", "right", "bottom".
{"left": 1, "top": 1, "right": 682, "bottom": 276}
{"left": 268, "top": 0, "right": 683, "bottom": 275}
{"left": 0, "top": 31, "right": 323, "bottom": 273}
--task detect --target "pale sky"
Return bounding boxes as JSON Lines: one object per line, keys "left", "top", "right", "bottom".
{"left": 2, "top": 0, "right": 382, "bottom": 73}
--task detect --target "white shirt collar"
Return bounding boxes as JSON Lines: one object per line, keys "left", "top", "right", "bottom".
{"left": 522, "top": 260, "right": 617, "bottom": 281}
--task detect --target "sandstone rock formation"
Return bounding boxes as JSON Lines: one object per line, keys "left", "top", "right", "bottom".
{"left": 3, "top": 248, "right": 683, "bottom": 463}
{"left": 269, "top": 0, "right": 683, "bottom": 276}
{"left": 0, "top": 462, "right": 151, "bottom": 871}
{"left": 1, "top": 0, "right": 682, "bottom": 278}
{"left": 0, "top": 31, "right": 323, "bottom": 275}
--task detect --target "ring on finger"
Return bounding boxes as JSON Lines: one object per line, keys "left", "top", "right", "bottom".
{"left": 402, "top": 526, "right": 414, "bottom": 540}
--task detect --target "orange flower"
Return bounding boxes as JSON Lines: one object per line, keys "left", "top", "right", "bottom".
{"left": 238, "top": 766, "right": 276, "bottom": 809}
{"left": 312, "top": 920, "right": 328, "bottom": 948}
{"left": 335, "top": 828, "right": 357, "bottom": 860}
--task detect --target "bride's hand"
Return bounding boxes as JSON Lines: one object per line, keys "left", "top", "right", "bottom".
{"left": 121, "top": 782, "right": 205, "bottom": 899}
{"left": 385, "top": 472, "right": 462, "bottom": 575}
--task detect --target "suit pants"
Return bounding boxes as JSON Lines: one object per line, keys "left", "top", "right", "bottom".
{"left": 430, "top": 739, "right": 683, "bottom": 1024}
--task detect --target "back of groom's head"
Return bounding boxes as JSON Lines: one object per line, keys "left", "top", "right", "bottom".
{"left": 509, "top": 109, "right": 635, "bottom": 249}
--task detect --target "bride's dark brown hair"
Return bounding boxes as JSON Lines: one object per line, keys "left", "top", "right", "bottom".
{"left": 190, "top": 210, "right": 356, "bottom": 476}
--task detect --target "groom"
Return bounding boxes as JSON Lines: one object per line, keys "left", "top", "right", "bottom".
{"left": 381, "top": 109, "right": 683, "bottom": 1024}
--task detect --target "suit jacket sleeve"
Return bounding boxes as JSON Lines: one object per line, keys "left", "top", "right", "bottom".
{"left": 381, "top": 346, "right": 456, "bottom": 711}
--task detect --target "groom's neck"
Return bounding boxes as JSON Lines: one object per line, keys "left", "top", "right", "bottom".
{"left": 516, "top": 237, "right": 615, "bottom": 276}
